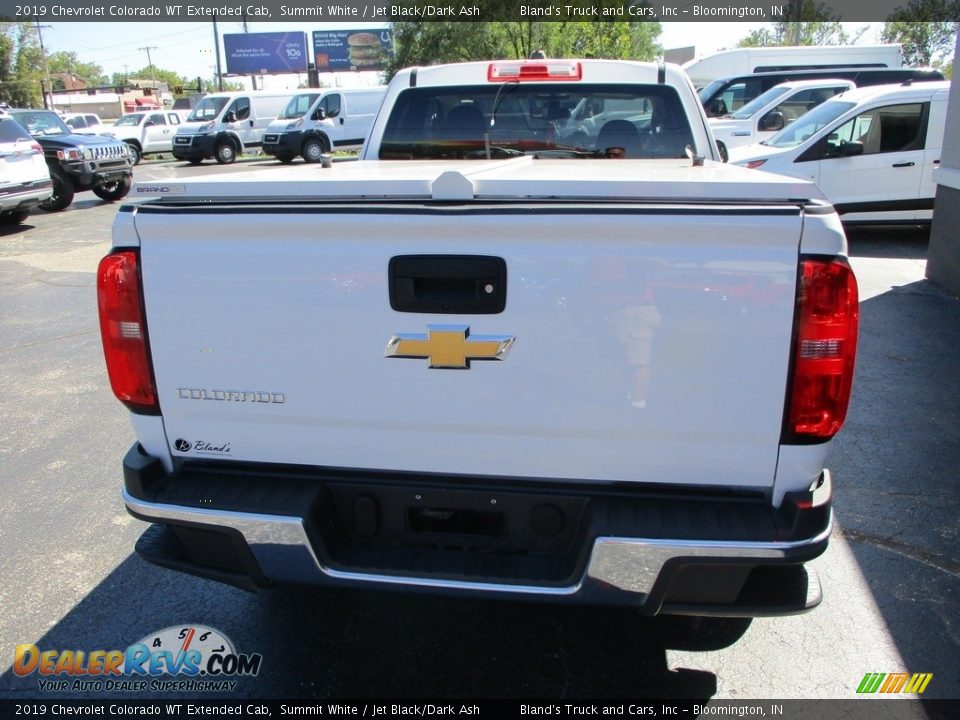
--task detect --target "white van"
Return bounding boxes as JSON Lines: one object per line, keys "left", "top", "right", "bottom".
{"left": 710, "top": 79, "right": 855, "bottom": 156}
{"left": 261, "top": 87, "right": 386, "bottom": 163}
{"left": 683, "top": 45, "right": 902, "bottom": 89}
{"left": 172, "top": 90, "right": 293, "bottom": 164}
{"left": 729, "top": 81, "right": 950, "bottom": 225}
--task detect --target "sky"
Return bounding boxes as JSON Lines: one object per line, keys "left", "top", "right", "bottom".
{"left": 39, "top": 21, "right": 887, "bottom": 91}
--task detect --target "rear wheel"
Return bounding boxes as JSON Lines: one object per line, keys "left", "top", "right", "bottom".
{"left": 92, "top": 175, "right": 133, "bottom": 202}
{"left": 187, "top": 158, "right": 203, "bottom": 166}
{"left": 301, "top": 137, "right": 327, "bottom": 164}
{"left": 0, "top": 209, "right": 30, "bottom": 226}
{"left": 126, "top": 143, "right": 142, "bottom": 165}
{"left": 38, "top": 169, "right": 74, "bottom": 212}
{"left": 277, "top": 152, "right": 295, "bottom": 164}
{"left": 215, "top": 141, "right": 237, "bottom": 164}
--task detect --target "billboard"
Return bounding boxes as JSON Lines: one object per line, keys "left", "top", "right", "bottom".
{"left": 312, "top": 29, "right": 394, "bottom": 73}
{"left": 224, "top": 32, "right": 309, "bottom": 75}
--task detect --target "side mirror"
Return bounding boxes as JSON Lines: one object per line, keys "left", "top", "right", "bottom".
{"left": 143, "top": 119, "right": 155, "bottom": 127}
{"left": 224, "top": 111, "right": 237, "bottom": 124}
{"left": 840, "top": 140, "right": 864, "bottom": 157}
{"left": 759, "top": 110, "right": 785, "bottom": 132}
{"left": 312, "top": 108, "right": 326, "bottom": 121}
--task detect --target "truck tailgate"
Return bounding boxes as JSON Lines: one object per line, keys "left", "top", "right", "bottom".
{"left": 133, "top": 202, "right": 801, "bottom": 491}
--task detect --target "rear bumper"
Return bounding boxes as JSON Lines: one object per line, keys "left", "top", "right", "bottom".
{"left": 0, "top": 179, "right": 52, "bottom": 213}
{"left": 122, "top": 444, "right": 832, "bottom": 615}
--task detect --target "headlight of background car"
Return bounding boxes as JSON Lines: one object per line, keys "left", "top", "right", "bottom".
{"left": 56, "top": 148, "right": 84, "bottom": 161}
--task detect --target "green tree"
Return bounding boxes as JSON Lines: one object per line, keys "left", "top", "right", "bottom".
{"left": 385, "top": 20, "right": 662, "bottom": 80}
{"left": 881, "top": 3, "right": 959, "bottom": 66}
{"left": 12, "top": 22, "right": 42, "bottom": 107}
{"left": 47, "top": 51, "right": 107, "bottom": 89}
{"left": 738, "top": 7, "right": 851, "bottom": 47}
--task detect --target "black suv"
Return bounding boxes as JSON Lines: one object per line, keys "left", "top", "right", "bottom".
{"left": 7, "top": 109, "right": 133, "bottom": 211}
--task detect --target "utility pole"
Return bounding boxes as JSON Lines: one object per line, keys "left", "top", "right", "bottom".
{"left": 35, "top": 21, "right": 53, "bottom": 110}
{"left": 138, "top": 46, "right": 159, "bottom": 90}
{"left": 242, "top": 14, "right": 256, "bottom": 90}
{"left": 212, "top": 16, "right": 223, "bottom": 92}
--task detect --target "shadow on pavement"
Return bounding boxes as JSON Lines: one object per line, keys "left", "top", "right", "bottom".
{"left": 845, "top": 225, "right": 931, "bottom": 260}
{"left": 0, "top": 554, "right": 750, "bottom": 699}
{"left": 829, "top": 278, "right": 960, "bottom": 697}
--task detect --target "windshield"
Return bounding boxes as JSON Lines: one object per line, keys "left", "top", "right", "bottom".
{"left": 114, "top": 114, "right": 144, "bottom": 127}
{"left": 280, "top": 93, "right": 321, "bottom": 119}
{"left": 9, "top": 110, "right": 71, "bottom": 137}
{"left": 187, "top": 97, "right": 229, "bottom": 121}
{"left": 731, "top": 86, "right": 791, "bottom": 120}
{"left": 765, "top": 100, "right": 855, "bottom": 148}
{"left": 698, "top": 80, "right": 725, "bottom": 104}
{"left": 380, "top": 83, "right": 696, "bottom": 160}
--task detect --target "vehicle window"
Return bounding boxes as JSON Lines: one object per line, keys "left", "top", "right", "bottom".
{"left": 167, "top": 113, "right": 181, "bottom": 125}
{"left": 9, "top": 110, "right": 71, "bottom": 137}
{"left": 730, "top": 86, "right": 791, "bottom": 120}
{"left": 380, "top": 83, "right": 695, "bottom": 160}
{"left": 148, "top": 113, "right": 166, "bottom": 125}
{"left": 765, "top": 100, "right": 855, "bottom": 148}
{"left": 65, "top": 116, "right": 86, "bottom": 129}
{"left": 114, "top": 114, "right": 143, "bottom": 127}
{"left": 85, "top": 115, "right": 99, "bottom": 125}
{"left": 0, "top": 118, "right": 33, "bottom": 143}
{"left": 187, "top": 96, "right": 229, "bottom": 121}
{"left": 824, "top": 103, "right": 926, "bottom": 157}
{"left": 773, "top": 88, "right": 846, "bottom": 125}
{"left": 227, "top": 97, "right": 251, "bottom": 121}
{"left": 280, "top": 94, "right": 321, "bottom": 119}
{"left": 322, "top": 94, "right": 342, "bottom": 118}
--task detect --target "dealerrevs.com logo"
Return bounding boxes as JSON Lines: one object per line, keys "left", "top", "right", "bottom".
{"left": 14, "top": 625, "right": 262, "bottom": 693}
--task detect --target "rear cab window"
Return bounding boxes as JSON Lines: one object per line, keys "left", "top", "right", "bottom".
{"left": 379, "top": 83, "right": 694, "bottom": 160}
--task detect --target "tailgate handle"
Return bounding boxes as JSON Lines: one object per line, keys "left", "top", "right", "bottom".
{"left": 389, "top": 255, "right": 507, "bottom": 314}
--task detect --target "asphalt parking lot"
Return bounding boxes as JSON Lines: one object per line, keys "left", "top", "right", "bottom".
{"left": 1, "top": 157, "right": 958, "bottom": 702}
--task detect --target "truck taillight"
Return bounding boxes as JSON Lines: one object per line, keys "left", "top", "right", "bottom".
{"left": 783, "top": 257, "right": 859, "bottom": 442}
{"left": 97, "top": 250, "right": 159, "bottom": 414}
{"left": 488, "top": 61, "right": 582, "bottom": 82}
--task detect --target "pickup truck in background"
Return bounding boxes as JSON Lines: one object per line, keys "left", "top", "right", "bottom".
{"left": 100, "top": 60, "right": 858, "bottom": 617}
{"left": 104, "top": 110, "right": 189, "bottom": 165}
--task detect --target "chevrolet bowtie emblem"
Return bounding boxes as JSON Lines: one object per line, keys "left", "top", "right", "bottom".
{"left": 385, "top": 324, "right": 515, "bottom": 369}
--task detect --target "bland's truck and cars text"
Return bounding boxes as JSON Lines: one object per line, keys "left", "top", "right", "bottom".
{"left": 99, "top": 60, "right": 859, "bottom": 617}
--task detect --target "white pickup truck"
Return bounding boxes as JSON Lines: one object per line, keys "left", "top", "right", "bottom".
{"left": 100, "top": 60, "right": 858, "bottom": 617}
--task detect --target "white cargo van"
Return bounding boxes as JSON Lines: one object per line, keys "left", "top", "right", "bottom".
{"left": 261, "top": 87, "right": 386, "bottom": 163}
{"left": 710, "top": 79, "right": 855, "bottom": 157}
{"left": 729, "top": 81, "right": 950, "bottom": 225}
{"left": 683, "top": 45, "right": 902, "bottom": 89}
{"left": 172, "top": 90, "right": 293, "bottom": 164}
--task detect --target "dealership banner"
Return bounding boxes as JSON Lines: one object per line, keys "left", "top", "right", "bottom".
{"left": 223, "top": 32, "right": 308, "bottom": 75}
{"left": 2, "top": 0, "right": 958, "bottom": 23}
{"left": 313, "top": 29, "right": 395, "bottom": 73}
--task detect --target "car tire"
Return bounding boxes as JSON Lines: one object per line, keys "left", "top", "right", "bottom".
{"left": 0, "top": 209, "right": 31, "bottom": 226}
{"left": 301, "top": 138, "right": 328, "bottom": 164}
{"left": 92, "top": 175, "right": 133, "bottom": 202}
{"left": 38, "top": 169, "right": 75, "bottom": 212}
{"left": 126, "top": 143, "right": 142, "bottom": 165}
{"left": 277, "top": 152, "right": 295, "bottom": 164}
{"left": 187, "top": 158, "right": 203, "bottom": 166}
{"left": 215, "top": 141, "right": 237, "bottom": 164}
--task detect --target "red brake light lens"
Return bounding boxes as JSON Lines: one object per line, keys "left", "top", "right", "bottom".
{"left": 783, "top": 257, "right": 859, "bottom": 441}
{"left": 742, "top": 159, "right": 767, "bottom": 170}
{"left": 97, "top": 250, "right": 159, "bottom": 414}
{"left": 488, "top": 61, "right": 582, "bottom": 82}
